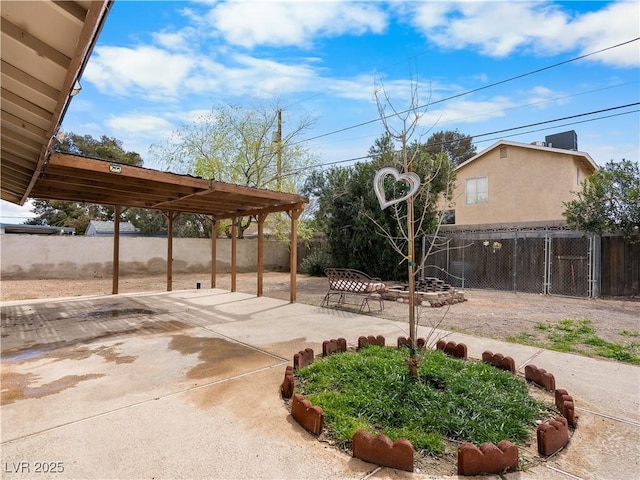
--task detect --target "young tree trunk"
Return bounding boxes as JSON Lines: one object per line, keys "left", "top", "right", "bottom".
{"left": 406, "top": 146, "right": 419, "bottom": 379}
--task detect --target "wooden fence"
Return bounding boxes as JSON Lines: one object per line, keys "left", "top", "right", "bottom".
{"left": 600, "top": 235, "right": 640, "bottom": 297}
{"left": 423, "top": 231, "right": 639, "bottom": 298}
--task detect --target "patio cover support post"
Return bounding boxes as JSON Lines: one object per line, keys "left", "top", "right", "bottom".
{"left": 231, "top": 217, "right": 237, "bottom": 292}
{"left": 165, "top": 211, "right": 178, "bottom": 292}
{"left": 257, "top": 213, "right": 267, "bottom": 296}
{"left": 210, "top": 218, "right": 217, "bottom": 288}
{"left": 112, "top": 205, "right": 121, "bottom": 294}
{"left": 288, "top": 207, "right": 303, "bottom": 303}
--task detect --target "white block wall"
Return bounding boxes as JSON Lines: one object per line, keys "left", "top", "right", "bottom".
{"left": 0, "top": 235, "right": 291, "bottom": 279}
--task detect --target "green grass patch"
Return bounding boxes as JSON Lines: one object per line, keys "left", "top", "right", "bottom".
{"left": 510, "top": 319, "right": 640, "bottom": 365}
{"left": 295, "top": 347, "right": 546, "bottom": 454}
{"left": 621, "top": 330, "right": 640, "bottom": 337}
{"left": 507, "top": 332, "right": 537, "bottom": 345}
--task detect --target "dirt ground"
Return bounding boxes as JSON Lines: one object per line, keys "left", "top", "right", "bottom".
{"left": 1, "top": 271, "right": 638, "bottom": 350}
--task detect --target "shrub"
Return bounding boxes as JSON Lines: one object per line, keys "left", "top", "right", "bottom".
{"left": 301, "top": 249, "right": 332, "bottom": 276}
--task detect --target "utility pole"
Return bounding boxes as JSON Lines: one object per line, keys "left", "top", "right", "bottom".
{"left": 276, "top": 109, "right": 282, "bottom": 191}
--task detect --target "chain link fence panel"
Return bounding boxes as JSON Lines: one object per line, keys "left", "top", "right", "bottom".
{"left": 422, "top": 230, "right": 594, "bottom": 297}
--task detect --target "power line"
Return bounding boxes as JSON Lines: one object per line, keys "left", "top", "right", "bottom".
{"left": 474, "top": 109, "right": 639, "bottom": 145}
{"left": 284, "top": 104, "right": 639, "bottom": 176}
{"left": 306, "top": 80, "right": 640, "bottom": 149}
{"left": 471, "top": 102, "right": 639, "bottom": 140}
{"left": 292, "top": 37, "right": 640, "bottom": 146}
{"left": 435, "top": 80, "right": 640, "bottom": 127}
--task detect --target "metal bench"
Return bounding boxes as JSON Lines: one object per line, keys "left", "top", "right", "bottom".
{"left": 321, "top": 268, "right": 386, "bottom": 312}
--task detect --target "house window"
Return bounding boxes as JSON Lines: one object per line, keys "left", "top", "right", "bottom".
{"left": 441, "top": 209, "right": 455, "bottom": 225}
{"left": 500, "top": 146, "right": 507, "bottom": 158}
{"left": 466, "top": 177, "right": 488, "bottom": 204}
{"left": 577, "top": 167, "right": 580, "bottom": 185}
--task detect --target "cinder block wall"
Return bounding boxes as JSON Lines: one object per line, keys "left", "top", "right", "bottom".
{"left": 0, "top": 235, "right": 291, "bottom": 279}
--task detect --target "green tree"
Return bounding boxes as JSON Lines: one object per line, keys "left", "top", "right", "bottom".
{"left": 26, "top": 199, "right": 94, "bottom": 233}
{"left": 149, "top": 102, "right": 318, "bottom": 238}
{"left": 27, "top": 133, "right": 143, "bottom": 233}
{"left": 303, "top": 135, "right": 455, "bottom": 281}
{"left": 125, "top": 209, "right": 166, "bottom": 236}
{"left": 563, "top": 159, "right": 640, "bottom": 239}
{"left": 57, "top": 133, "right": 143, "bottom": 166}
{"left": 422, "top": 130, "right": 476, "bottom": 166}
{"left": 126, "top": 210, "right": 214, "bottom": 238}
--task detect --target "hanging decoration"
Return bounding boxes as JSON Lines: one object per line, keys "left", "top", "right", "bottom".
{"left": 373, "top": 165, "right": 423, "bottom": 362}
{"left": 373, "top": 167, "right": 421, "bottom": 210}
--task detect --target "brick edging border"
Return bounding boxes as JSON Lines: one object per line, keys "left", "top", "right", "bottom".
{"left": 284, "top": 337, "right": 576, "bottom": 474}
{"left": 352, "top": 430, "right": 414, "bottom": 472}
{"left": 458, "top": 440, "right": 518, "bottom": 476}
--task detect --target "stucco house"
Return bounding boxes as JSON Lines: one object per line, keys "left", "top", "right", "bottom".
{"left": 446, "top": 134, "right": 597, "bottom": 229}
{"left": 427, "top": 133, "right": 636, "bottom": 298}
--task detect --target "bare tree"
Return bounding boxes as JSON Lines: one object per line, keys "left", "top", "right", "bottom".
{"left": 369, "top": 77, "right": 457, "bottom": 375}
{"left": 150, "top": 101, "right": 318, "bottom": 238}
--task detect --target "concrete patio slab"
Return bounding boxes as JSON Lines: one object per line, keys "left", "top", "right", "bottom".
{"left": 2, "top": 288, "right": 639, "bottom": 480}
{"left": 2, "top": 367, "right": 370, "bottom": 480}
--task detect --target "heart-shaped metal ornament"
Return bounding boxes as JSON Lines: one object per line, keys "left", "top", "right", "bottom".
{"left": 374, "top": 167, "right": 421, "bottom": 210}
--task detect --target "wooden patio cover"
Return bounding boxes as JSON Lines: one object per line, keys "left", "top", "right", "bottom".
{"left": 30, "top": 152, "right": 307, "bottom": 301}
{"left": 1, "top": 0, "right": 306, "bottom": 301}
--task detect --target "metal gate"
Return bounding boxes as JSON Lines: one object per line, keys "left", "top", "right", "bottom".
{"left": 422, "top": 230, "right": 598, "bottom": 298}
{"left": 545, "top": 233, "right": 597, "bottom": 297}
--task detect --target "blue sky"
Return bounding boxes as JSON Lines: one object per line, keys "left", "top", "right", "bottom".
{"left": 2, "top": 0, "right": 639, "bottom": 223}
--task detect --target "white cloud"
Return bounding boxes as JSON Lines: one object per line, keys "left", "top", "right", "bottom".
{"left": 153, "top": 30, "right": 195, "bottom": 52}
{"left": 99, "top": 114, "right": 178, "bottom": 168}
{"left": 0, "top": 199, "right": 36, "bottom": 224}
{"left": 84, "top": 41, "right": 345, "bottom": 102}
{"left": 569, "top": 1, "right": 640, "bottom": 68}
{"left": 67, "top": 97, "right": 94, "bottom": 113}
{"left": 327, "top": 75, "right": 380, "bottom": 102}
{"left": 184, "top": 53, "right": 371, "bottom": 100}
{"left": 408, "top": 3, "right": 451, "bottom": 30}
{"left": 473, "top": 73, "right": 489, "bottom": 84}
{"left": 60, "top": 121, "right": 102, "bottom": 138}
{"left": 84, "top": 46, "right": 196, "bottom": 99}
{"left": 410, "top": 2, "right": 569, "bottom": 57}
{"left": 525, "top": 86, "right": 571, "bottom": 109}
{"left": 580, "top": 139, "right": 639, "bottom": 166}
{"left": 83, "top": 1, "right": 637, "bottom": 107}
{"left": 416, "top": 83, "right": 576, "bottom": 129}
{"left": 205, "top": 0, "right": 388, "bottom": 48}
{"left": 166, "top": 109, "right": 214, "bottom": 124}
{"left": 578, "top": 123, "right": 640, "bottom": 165}
{"left": 408, "top": 1, "right": 639, "bottom": 67}
{"left": 418, "top": 96, "right": 515, "bottom": 127}
{"left": 105, "top": 114, "right": 174, "bottom": 134}
{"left": 77, "top": 3, "right": 409, "bottom": 106}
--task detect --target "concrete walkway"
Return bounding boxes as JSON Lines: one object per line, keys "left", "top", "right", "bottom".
{"left": 1, "top": 289, "right": 638, "bottom": 479}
